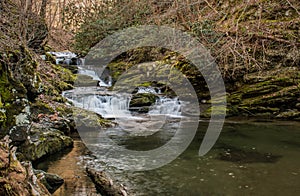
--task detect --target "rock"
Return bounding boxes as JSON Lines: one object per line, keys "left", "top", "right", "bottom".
{"left": 9, "top": 126, "right": 28, "bottom": 143}
{"left": 17, "top": 123, "right": 73, "bottom": 161}
{"left": 276, "top": 110, "right": 300, "bottom": 120}
{"left": 0, "top": 136, "right": 51, "bottom": 196}
{"left": 61, "top": 64, "right": 78, "bottom": 74}
{"left": 34, "top": 169, "right": 64, "bottom": 194}
{"left": 129, "top": 93, "right": 157, "bottom": 108}
{"left": 37, "top": 116, "right": 72, "bottom": 135}
{"left": 74, "top": 74, "right": 99, "bottom": 87}
{"left": 228, "top": 72, "right": 300, "bottom": 119}
{"left": 74, "top": 108, "right": 115, "bottom": 130}
{"left": 86, "top": 167, "right": 128, "bottom": 196}
{"left": 296, "top": 103, "right": 300, "bottom": 110}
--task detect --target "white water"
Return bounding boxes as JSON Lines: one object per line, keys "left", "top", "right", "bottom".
{"left": 64, "top": 89, "right": 182, "bottom": 136}
{"left": 149, "top": 97, "right": 181, "bottom": 117}
{"left": 77, "top": 65, "right": 112, "bottom": 87}
{"left": 64, "top": 90, "right": 182, "bottom": 119}
{"left": 137, "top": 86, "right": 161, "bottom": 94}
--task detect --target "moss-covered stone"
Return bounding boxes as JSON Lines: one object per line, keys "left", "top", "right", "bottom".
{"left": 17, "top": 124, "right": 73, "bottom": 162}
{"left": 129, "top": 93, "right": 158, "bottom": 107}
{"left": 228, "top": 69, "right": 300, "bottom": 119}
{"left": 73, "top": 108, "right": 114, "bottom": 130}
{"left": 74, "top": 74, "right": 98, "bottom": 87}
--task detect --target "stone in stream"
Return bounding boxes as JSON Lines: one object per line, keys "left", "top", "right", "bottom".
{"left": 129, "top": 93, "right": 158, "bottom": 113}
{"left": 86, "top": 167, "right": 128, "bottom": 196}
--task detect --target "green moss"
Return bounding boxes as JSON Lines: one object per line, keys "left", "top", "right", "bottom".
{"left": 31, "top": 100, "right": 54, "bottom": 114}
{"left": 201, "top": 105, "right": 227, "bottom": 118}
{"left": 130, "top": 93, "right": 157, "bottom": 107}
{"left": 74, "top": 74, "right": 97, "bottom": 87}
{"left": 45, "top": 52, "right": 56, "bottom": 64}
{"left": 0, "top": 111, "right": 7, "bottom": 123}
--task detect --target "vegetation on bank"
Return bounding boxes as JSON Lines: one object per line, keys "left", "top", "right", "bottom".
{"left": 0, "top": 1, "right": 79, "bottom": 194}
{"left": 65, "top": 0, "right": 299, "bottom": 119}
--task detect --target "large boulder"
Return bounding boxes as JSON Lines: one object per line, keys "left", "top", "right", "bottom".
{"left": 17, "top": 123, "right": 73, "bottom": 162}
{"left": 129, "top": 93, "right": 158, "bottom": 113}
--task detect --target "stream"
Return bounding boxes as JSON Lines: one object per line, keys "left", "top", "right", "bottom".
{"left": 36, "top": 67, "right": 300, "bottom": 195}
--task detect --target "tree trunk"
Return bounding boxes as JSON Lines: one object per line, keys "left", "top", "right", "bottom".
{"left": 40, "top": 0, "right": 48, "bottom": 20}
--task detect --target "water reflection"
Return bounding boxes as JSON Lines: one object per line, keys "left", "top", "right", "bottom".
{"left": 35, "top": 140, "right": 99, "bottom": 196}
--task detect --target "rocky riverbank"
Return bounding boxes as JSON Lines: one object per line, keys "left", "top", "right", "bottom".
{"left": 103, "top": 49, "right": 300, "bottom": 121}
{"left": 0, "top": 45, "right": 80, "bottom": 194}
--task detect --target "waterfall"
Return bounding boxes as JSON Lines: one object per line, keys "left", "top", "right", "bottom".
{"left": 63, "top": 89, "right": 182, "bottom": 119}
{"left": 78, "top": 67, "right": 110, "bottom": 87}
{"left": 64, "top": 93, "right": 132, "bottom": 119}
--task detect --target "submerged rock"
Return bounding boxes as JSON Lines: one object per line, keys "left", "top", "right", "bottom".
{"left": 0, "top": 136, "right": 51, "bottom": 196}
{"left": 86, "top": 167, "right": 128, "bottom": 196}
{"left": 34, "top": 169, "right": 64, "bottom": 194}
{"left": 218, "top": 146, "right": 282, "bottom": 164}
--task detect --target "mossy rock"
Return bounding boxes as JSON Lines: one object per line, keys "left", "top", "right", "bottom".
{"left": 31, "top": 100, "right": 54, "bottom": 115}
{"left": 74, "top": 74, "right": 98, "bottom": 87}
{"left": 0, "top": 110, "right": 7, "bottom": 123}
{"left": 201, "top": 105, "right": 227, "bottom": 118}
{"left": 73, "top": 108, "right": 114, "bottom": 130}
{"left": 276, "top": 110, "right": 300, "bottom": 120}
{"left": 129, "top": 93, "right": 158, "bottom": 108}
{"left": 18, "top": 126, "right": 73, "bottom": 161}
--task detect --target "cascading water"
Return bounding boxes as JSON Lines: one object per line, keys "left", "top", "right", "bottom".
{"left": 78, "top": 67, "right": 110, "bottom": 87}
{"left": 63, "top": 92, "right": 132, "bottom": 119}
{"left": 149, "top": 97, "right": 182, "bottom": 117}
{"left": 63, "top": 90, "right": 182, "bottom": 119}
{"left": 63, "top": 65, "right": 184, "bottom": 137}
{"left": 137, "top": 86, "right": 161, "bottom": 94}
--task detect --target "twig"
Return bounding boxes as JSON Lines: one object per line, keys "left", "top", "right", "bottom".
{"left": 285, "top": 0, "right": 300, "bottom": 15}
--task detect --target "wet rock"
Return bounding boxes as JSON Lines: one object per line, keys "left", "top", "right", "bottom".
{"left": 9, "top": 126, "right": 28, "bottom": 143}
{"left": 17, "top": 123, "right": 73, "bottom": 161}
{"left": 74, "top": 74, "right": 99, "bottom": 87}
{"left": 34, "top": 169, "right": 64, "bottom": 194}
{"left": 61, "top": 64, "right": 78, "bottom": 74}
{"left": 86, "top": 167, "right": 128, "bottom": 196}
{"left": 129, "top": 93, "right": 157, "bottom": 108}
{"left": 74, "top": 108, "right": 115, "bottom": 130}
{"left": 0, "top": 136, "right": 51, "bottom": 196}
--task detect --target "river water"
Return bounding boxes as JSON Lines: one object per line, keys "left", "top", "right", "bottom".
{"left": 36, "top": 68, "right": 300, "bottom": 195}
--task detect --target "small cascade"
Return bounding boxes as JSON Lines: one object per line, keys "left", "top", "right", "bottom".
{"left": 137, "top": 86, "right": 161, "bottom": 94}
{"left": 78, "top": 67, "right": 110, "bottom": 87}
{"left": 64, "top": 89, "right": 183, "bottom": 120}
{"left": 65, "top": 93, "right": 132, "bottom": 119}
{"left": 149, "top": 97, "right": 181, "bottom": 117}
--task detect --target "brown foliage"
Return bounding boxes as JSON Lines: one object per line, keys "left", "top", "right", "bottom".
{"left": 67, "top": 0, "right": 299, "bottom": 80}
